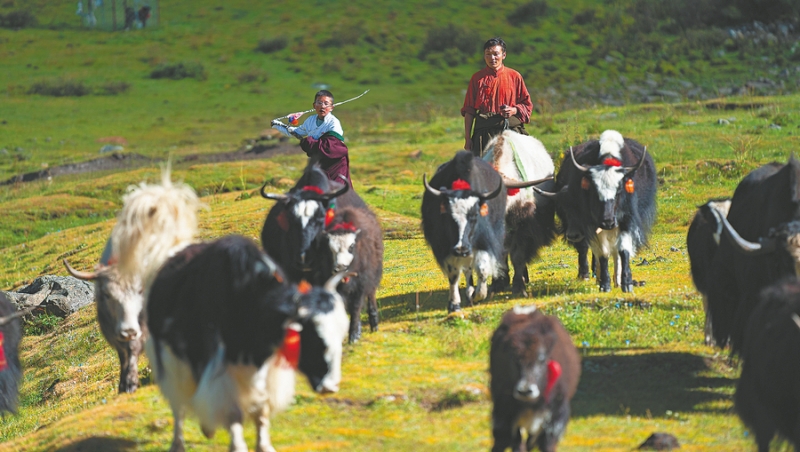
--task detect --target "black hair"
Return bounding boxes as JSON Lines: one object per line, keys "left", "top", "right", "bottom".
{"left": 483, "top": 37, "right": 507, "bottom": 53}
{"left": 314, "top": 90, "right": 334, "bottom": 103}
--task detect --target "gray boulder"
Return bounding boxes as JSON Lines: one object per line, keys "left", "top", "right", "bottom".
{"left": 3, "top": 276, "right": 94, "bottom": 318}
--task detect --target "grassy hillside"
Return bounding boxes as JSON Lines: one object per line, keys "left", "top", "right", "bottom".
{"left": 1, "top": 0, "right": 799, "bottom": 183}
{"left": 2, "top": 93, "right": 799, "bottom": 450}
{"left": 3, "top": 1, "right": 800, "bottom": 450}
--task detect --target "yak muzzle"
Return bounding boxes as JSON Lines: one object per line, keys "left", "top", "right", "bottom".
{"left": 513, "top": 381, "right": 541, "bottom": 402}
{"left": 600, "top": 219, "right": 617, "bottom": 230}
{"left": 452, "top": 245, "right": 472, "bottom": 257}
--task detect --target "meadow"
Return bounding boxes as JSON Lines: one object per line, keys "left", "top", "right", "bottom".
{"left": 2, "top": 1, "right": 800, "bottom": 451}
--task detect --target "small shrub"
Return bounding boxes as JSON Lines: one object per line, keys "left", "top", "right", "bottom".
{"left": 24, "top": 313, "right": 62, "bottom": 335}
{"left": 0, "top": 9, "right": 36, "bottom": 28}
{"left": 28, "top": 79, "right": 91, "bottom": 97}
{"left": 507, "top": 0, "right": 549, "bottom": 26}
{"left": 98, "top": 81, "right": 131, "bottom": 95}
{"left": 418, "top": 24, "right": 479, "bottom": 62}
{"left": 237, "top": 69, "right": 268, "bottom": 84}
{"left": 150, "top": 62, "right": 207, "bottom": 80}
{"left": 571, "top": 8, "right": 596, "bottom": 25}
{"left": 255, "top": 37, "right": 287, "bottom": 54}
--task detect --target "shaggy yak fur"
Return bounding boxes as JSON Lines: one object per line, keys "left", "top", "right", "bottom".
{"left": 490, "top": 306, "right": 581, "bottom": 452}
{"left": 323, "top": 205, "right": 384, "bottom": 343}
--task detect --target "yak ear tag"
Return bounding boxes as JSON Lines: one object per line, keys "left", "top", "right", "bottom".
{"left": 325, "top": 205, "right": 335, "bottom": 227}
{"left": 279, "top": 324, "right": 301, "bottom": 369}
{"left": 581, "top": 177, "right": 590, "bottom": 190}
{"left": 544, "top": 359, "right": 562, "bottom": 401}
{"left": 625, "top": 178, "right": 635, "bottom": 194}
{"left": 480, "top": 203, "right": 489, "bottom": 217}
{"left": 0, "top": 332, "right": 6, "bottom": 371}
{"left": 297, "top": 280, "right": 312, "bottom": 295}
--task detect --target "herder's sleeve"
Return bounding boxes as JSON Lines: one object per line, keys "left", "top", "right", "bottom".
{"left": 515, "top": 74, "right": 533, "bottom": 124}
{"left": 300, "top": 135, "right": 348, "bottom": 159}
{"left": 461, "top": 75, "right": 479, "bottom": 117}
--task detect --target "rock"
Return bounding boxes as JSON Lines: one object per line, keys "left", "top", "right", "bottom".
{"left": 717, "top": 119, "right": 730, "bottom": 125}
{"left": 409, "top": 149, "right": 422, "bottom": 159}
{"left": 638, "top": 432, "right": 680, "bottom": 450}
{"left": 769, "top": 124, "right": 782, "bottom": 130}
{"left": 99, "top": 145, "right": 124, "bottom": 153}
{"left": 4, "top": 276, "right": 94, "bottom": 318}
{"left": 655, "top": 90, "right": 681, "bottom": 99}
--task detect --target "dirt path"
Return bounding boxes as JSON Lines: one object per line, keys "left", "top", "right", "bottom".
{"left": 1, "top": 141, "right": 302, "bottom": 185}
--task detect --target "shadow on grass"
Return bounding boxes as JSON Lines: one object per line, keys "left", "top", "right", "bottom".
{"left": 55, "top": 437, "right": 138, "bottom": 452}
{"left": 378, "top": 289, "right": 518, "bottom": 321}
{"left": 573, "top": 351, "right": 735, "bottom": 418}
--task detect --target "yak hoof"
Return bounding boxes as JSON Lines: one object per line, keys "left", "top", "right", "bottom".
{"left": 447, "top": 302, "right": 462, "bottom": 313}
{"left": 491, "top": 277, "right": 510, "bottom": 293}
{"left": 578, "top": 272, "right": 590, "bottom": 281}
{"left": 599, "top": 284, "right": 611, "bottom": 292}
{"left": 621, "top": 284, "right": 634, "bottom": 293}
{"left": 169, "top": 442, "right": 186, "bottom": 452}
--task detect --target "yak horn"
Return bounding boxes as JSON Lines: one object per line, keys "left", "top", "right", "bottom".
{"left": 260, "top": 180, "right": 288, "bottom": 201}
{"left": 531, "top": 185, "right": 558, "bottom": 198}
{"left": 623, "top": 146, "right": 648, "bottom": 174}
{"left": 0, "top": 305, "right": 38, "bottom": 327}
{"left": 718, "top": 211, "right": 776, "bottom": 255}
{"left": 63, "top": 258, "right": 100, "bottom": 281}
{"left": 320, "top": 176, "right": 350, "bottom": 202}
{"left": 422, "top": 174, "right": 442, "bottom": 197}
{"left": 503, "top": 176, "right": 554, "bottom": 189}
{"left": 324, "top": 271, "right": 357, "bottom": 293}
{"left": 569, "top": 147, "right": 590, "bottom": 172}
{"left": 481, "top": 180, "right": 504, "bottom": 201}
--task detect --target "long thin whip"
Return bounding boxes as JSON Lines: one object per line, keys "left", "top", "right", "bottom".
{"left": 272, "top": 89, "right": 370, "bottom": 123}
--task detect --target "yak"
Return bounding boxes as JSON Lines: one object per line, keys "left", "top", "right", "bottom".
{"left": 490, "top": 305, "right": 581, "bottom": 452}
{"left": 482, "top": 130, "right": 557, "bottom": 296}
{"left": 705, "top": 158, "right": 800, "bottom": 352}
{"left": 534, "top": 130, "right": 657, "bottom": 292}
{"left": 421, "top": 151, "right": 506, "bottom": 312}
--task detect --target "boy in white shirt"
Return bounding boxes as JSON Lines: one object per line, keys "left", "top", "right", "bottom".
{"left": 272, "top": 90, "right": 351, "bottom": 185}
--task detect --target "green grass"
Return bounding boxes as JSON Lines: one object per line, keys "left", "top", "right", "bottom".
{"left": 3, "top": 1, "right": 800, "bottom": 450}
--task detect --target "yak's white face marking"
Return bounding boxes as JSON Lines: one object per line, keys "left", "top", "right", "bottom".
{"left": 513, "top": 305, "right": 538, "bottom": 316}
{"left": 311, "top": 294, "right": 349, "bottom": 393}
{"left": 589, "top": 167, "right": 625, "bottom": 201}
{"left": 97, "top": 272, "right": 144, "bottom": 341}
{"left": 599, "top": 129, "right": 624, "bottom": 159}
{"left": 293, "top": 200, "right": 320, "bottom": 228}
{"left": 449, "top": 196, "right": 480, "bottom": 249}
{"left": 327, "top": 232, "right": 358, "bottom": 272}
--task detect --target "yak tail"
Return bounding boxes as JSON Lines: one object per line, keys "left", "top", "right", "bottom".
{"left": 112, "top": 165, "right": 204, "bottom": 292}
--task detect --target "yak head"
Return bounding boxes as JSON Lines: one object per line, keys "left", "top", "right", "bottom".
{"left": 292, "top": 272, "right": 351, "bottom": 394}
{"left": 262, "top": 175, "right": 350, "bottom": 270}
{"left": 501, "top": 306, "right": 562, "bottom": 405}
{"left": 423, "top": 175, "right": 503, "bottom": 257}
{"left": 324, "top": 221, "right": 360, "bottom": 273}
{"left": 63, "top": 259, "right": 144, "bottom": 342}
{"left": 716, "top": 210, "right": 800, "bottom": 278}
{"left": 568, "top": 137, "right": 647, "bottom": 231}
